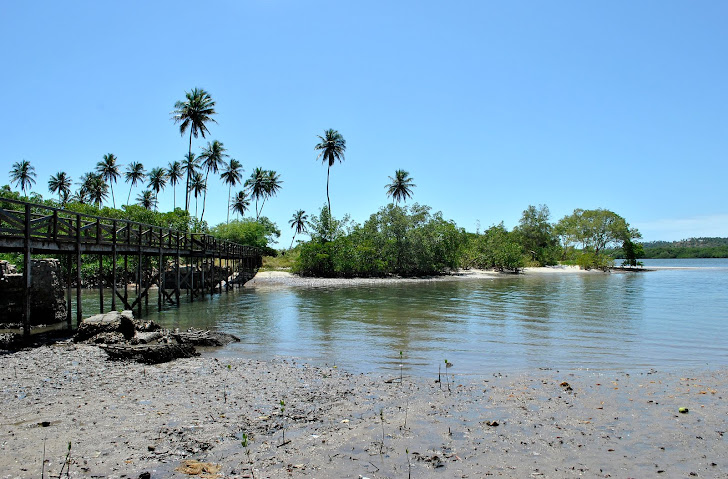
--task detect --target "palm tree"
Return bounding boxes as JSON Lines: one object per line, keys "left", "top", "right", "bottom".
{"left": 9, "top": 160, "right": 37, "bottom": 194}
{"left": 189, "top": 171, "right": 206, "bottom": 218}
{"left": 136, "top": 190, "right": 156, "bottom": 210}
{"left": 96, "top": 153, "right": 120, "bottom": 208}
{"left": 288, "top": 209, "right": 308, "bottom": 249}
{"left": 385, "top": 169, "right": 416, "bottom": 203}
{"left": 231, "top": 190, "right": 251, "bottom": 220}
{"left": 244, "top": 167, "right": 267, "bottom": 219}
{"left": 181, "top": 153, "right": 199, "bottom": 208}
{"left": 171, "top": 88, "right": 217, "bottom": 211}
{"left": 48, "top": 171, "right": 72, "bottom": 205}
{"left": 124, "top": 162, "right": 146, "bottom": 206}
{"left": 259, "top": 170, "right": 282, "bottom": 219}
{"left": 167, "top": 161, "right": 183, "bottom": 210}
{"left": 198, "top": 140, "right": 228, "bottom": 221}
{"left": 314, "top": 129, "right": 346, "bottom": 214}
{"left": 220, "top": 158, "right": 243, "bottom": 224}
{"left": 148, "top": 167, "right": 168, "bottom": 211}
{"left": 81, "top": 173, "right": 109, "bottom": 208}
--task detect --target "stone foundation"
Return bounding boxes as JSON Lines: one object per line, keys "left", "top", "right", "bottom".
{"left": 0, "top": 259, "right": 67, "bottom": 327}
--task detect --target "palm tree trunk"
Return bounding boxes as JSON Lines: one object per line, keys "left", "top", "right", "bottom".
{"left": 290, "top": 233, "right": 297, "bottom": 250}
{"left": 185, "top": 131, "right": 192, "bottom": 211}
{"left": 173, "top": 185, "right": 176, "bottom": 210}
{"left": 226, "top": 185, "right": 231, "bottom": 224}
{"left": 258, "top": 197, "right": 268, "bottom": 220}
{"left": 110, "top": 184, "right": 116, "bottom": 209}
{"left": 326, "top": 165, "right": 331, "bottom": 214}
{"left": 127, "top": 186, "right": 132, "bottom": 206}
{"left": 200, "top": 172, "right": 209, "bottom": 221}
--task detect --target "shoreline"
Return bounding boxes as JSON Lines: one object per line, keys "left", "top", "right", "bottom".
{"left": 1, "top": 344, "right": 726, "bottom": 478}
{"left": 247, "top": 266, "right": 600, "bottom": 288}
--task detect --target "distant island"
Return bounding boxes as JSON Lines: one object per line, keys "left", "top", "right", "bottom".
{"left": 631, "top": 237, "right": 728, "bottom": 259}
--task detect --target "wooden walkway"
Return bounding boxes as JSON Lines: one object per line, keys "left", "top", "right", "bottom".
{"left": 0, "top": 197, "right": 262, "bottom": 336}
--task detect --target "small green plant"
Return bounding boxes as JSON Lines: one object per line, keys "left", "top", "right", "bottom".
{"left": 399, "top": 351, "right": 403, "bottom": 384}
{"left": 58, "top": 441, "right": 72, "bottom": 478}
{"left": 241, "top": 433, "right": 255, "bottom": 479}
{"left": 406, "top": 448, "right": 411, "bottom": 479}
{"left": 279, "top": 399, "right": 289, "bottom": 446}
{"left": 444, "top": 359, "right": 451, "bottom": 392}
{"left": 379, "top": 408, "right": 385, "bottom": 454}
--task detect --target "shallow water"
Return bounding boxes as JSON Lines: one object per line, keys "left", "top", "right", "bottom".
{"left": 76, "top": 259, "right": 728, "bottom": 376}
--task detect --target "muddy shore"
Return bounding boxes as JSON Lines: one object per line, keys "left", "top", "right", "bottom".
{"left": 1, "top": 343, "right": 726, "bottom": 479}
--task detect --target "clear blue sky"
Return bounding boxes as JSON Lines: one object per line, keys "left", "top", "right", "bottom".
{"left": 2, "top": 0, "right": 726, "bottom": 246}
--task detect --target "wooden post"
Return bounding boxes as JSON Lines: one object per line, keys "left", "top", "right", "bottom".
{"left": 66, "top": 255, "right": 72, "bottom": 330}
{"left": 76, "top": 214, "right": 82, "bottom": 326}
{"left": 175, "top": 233, "right": 181, "bottom": 306}
{"left": 98, "top": 254, "right": 104, "bottom": 313}
{"left": 111, "top": 220, "right": 117, "bottom": 311}
{"left": 158, "top": 227, "right": 163, "bottom": 311}
{"left": 22, "top": 204, "right": 31, "bottom": 337}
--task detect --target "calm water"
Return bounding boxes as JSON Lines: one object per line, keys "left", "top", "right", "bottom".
{"left": 78, "top": 259, "right": 728, "bottom": 376}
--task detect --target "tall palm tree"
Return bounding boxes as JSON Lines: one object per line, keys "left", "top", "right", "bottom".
{"left": 148, "top": 167, "right": 168, "bottom": 211}
{"left": 181, "top": 153, "right": 199, "bottom": 208}
{"left": 198, "top": 140, "right": 228, "bottom": 221}
{"left": 167, "top": 160, "right": 183, "bottom": 210}
{"left": 314, "top": 129, "right": 346, "bottom": 214}
{"left": 137, "top": 190, "right": 156, "bottom": 210}
{"left": 9, "top": 160, "right": 37, "bottom": 194}
{"left": 259, "top": 170, "right": 282, "bottom": 219}
{"left": 171, "top": 88, "right": 217, "bottom": 211}
{"left": 96, "top": 153, "right": 120, "bottom": 208}
{"left": 81, "top": 173, "right": 109, "bottom": 208}
{"left": 231, "top": 190, "right": 251, "bottom": 220}
{"left": 48, "top": 171, "right": 72, "bottom": 205}
{"left": 288, "top": 209, "right": 308, "bottom": 249}
{"left": 244, "top": 167, "right": 267, "bottom": 220}
{"left": 124, "top": 162, "right": 146, "bottom": 206}
{"left": 189, "top": 171, "right": 206, "bottom": 218}
{"left": 220, "top": 158, "right": 243, "bottom": 224}
{"left": 385, "top": 169, "right": 416, "bottom": 203}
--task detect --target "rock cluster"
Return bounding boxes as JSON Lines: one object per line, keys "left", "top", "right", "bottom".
{"left": 74, "top": 310, "right": 239, "bottom": 363}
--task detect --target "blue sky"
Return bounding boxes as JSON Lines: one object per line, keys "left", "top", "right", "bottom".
{"left": 2, "top": 0, "right": 726, "bottom": 246}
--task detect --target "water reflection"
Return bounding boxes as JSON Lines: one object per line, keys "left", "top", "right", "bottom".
{"left": 74, "top": 266, "right": 728, "bottom": 375}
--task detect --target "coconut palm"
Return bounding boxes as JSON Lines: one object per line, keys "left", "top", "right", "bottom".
{"left": 167, "top": 161, "right": 183, "bottom": 210}
{"left": 198, "top": 140, "right": 228, "bottom": 221}
{"left": 231, "top": 190, "right": 251, "bottom": 220}
{"left": 148, "top": 167, "right": 168, "bottom": 211}
{"left": 314, "top": 129, "right": 346, "bottom": 214}
{"left": 171, "top": 88, "right": 217, "bottom": 211}
{"left": 48, "top": 171, "right": 72, "bottom": 205}
{"left": 81, "top": 173, "right": 109, "bottom": 208}
{"left": 96, "top": 153, "right": 120, "bottom": 208}
{"left": 259, "top": 170, "right": 282, "bottom": 219}
{"left": 9, "top": 160, "right": 37, "bottom": 194}
{"left": 244, "top": 167, "right": 267, "bottom": 219}
{"left": 181, "top": 153, "right": 199, "bottom": 207}
{"left": 385, "top": 169, "right": 416, "bottom": 203}
{"left": 288, "top": 209, "right": 308, "bottom": 249}
{"left": 220, "top": 158, "right": 243, "bottom": 224}
{"left": 124, "top": 162, "right": 146, "bottom": 206}
{"left": 189, "top": 171, "right": 206, "bottom": 218}
{"left": 137, "top": 190, "right": 156, "bottom": 210}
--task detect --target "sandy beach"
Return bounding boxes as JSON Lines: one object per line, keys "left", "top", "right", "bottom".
{"left": 1, "top": 342, "right": 726, "bottom": 479}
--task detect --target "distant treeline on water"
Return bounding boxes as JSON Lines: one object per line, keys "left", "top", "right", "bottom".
{"left": 634, "top": 237, "right": 728, "bottom": 259}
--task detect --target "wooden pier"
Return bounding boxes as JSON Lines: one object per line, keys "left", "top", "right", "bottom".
{"left": 0, "top": 197, "right": 262, "bottom": 336}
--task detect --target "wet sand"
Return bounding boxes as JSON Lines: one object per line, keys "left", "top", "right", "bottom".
{"left": 1, "top": 344, "right": 726, "bottom": 478}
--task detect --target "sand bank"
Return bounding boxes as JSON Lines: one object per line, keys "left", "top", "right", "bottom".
{"left": 1, "top": 344, "right": 726, "bottom": 478}
{"left": 248, "top": 266, "right": 595, "bottom": 289}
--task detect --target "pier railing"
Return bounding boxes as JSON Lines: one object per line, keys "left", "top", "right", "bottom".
{"left": 0, "top": 196, "right": 259, "bottom": 258}
{"left": 0, "top": 196, "right": 262, "bottom": 336}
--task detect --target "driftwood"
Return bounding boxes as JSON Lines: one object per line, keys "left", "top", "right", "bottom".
{"left": 100, "top": 343, "right": 198, "bottom": 364}
{"left": 171, "top": 329, "right": 240, "bottom": 346}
